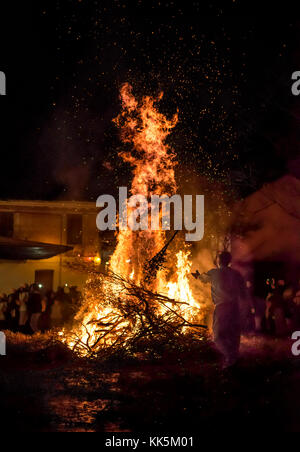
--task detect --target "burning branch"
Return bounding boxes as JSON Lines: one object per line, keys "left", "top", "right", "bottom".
{"left": 143, "top": 231, "right": 179, "bottom": 284}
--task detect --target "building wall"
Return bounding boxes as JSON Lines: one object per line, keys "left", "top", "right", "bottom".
{"left": 82, "top": 214, "right": 100, "bottom": 254}
{"left": 0, "top": 200, "right": 100, "bottom": 293}
{"left": 14, "top": 212, "right": 62, "bottom": 243}
{"left": 0, "top": 257, "right": 87, "bottom": 294}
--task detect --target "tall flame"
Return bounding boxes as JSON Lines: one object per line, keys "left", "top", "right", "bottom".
{"left": 110, "top": 83, "right": 198, "bottom": 311}
{"left": 110, "top": 83, "right": 178, "bottom": 288}
{"left": 60, "top": 84, "right": 202, "bottom": 356}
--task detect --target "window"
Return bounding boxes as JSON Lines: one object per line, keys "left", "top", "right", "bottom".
{"left": 0, "top": 212, "right": 14, "bottom": 237}
{"left": 67, "top": 214, "right": 82, "bottom": 245}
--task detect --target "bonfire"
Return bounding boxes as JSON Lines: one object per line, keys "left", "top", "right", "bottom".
{"left": 60, "top": 83, "right": 209, "bottom": 357}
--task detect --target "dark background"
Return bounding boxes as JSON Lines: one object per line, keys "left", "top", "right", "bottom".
{"left": 0, "top": 1, "right": 300, "bottom": 201}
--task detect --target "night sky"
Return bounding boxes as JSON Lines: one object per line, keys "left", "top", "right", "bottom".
{"left": 1, "top": 2, "right": 300, "bottom": 201}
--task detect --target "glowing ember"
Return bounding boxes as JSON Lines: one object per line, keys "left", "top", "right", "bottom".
{"left": 60, "top": 84, "right": 204, "bottom": 356}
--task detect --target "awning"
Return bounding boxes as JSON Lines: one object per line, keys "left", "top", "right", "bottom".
{"left": 0, "top": 237, "right": 73, "bottom": 260}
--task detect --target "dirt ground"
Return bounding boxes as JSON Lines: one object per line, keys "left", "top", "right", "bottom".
{"left": 0, "top": 332, "right": 299, "bottom": 432}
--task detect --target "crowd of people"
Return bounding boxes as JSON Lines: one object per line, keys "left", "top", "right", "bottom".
{"left": 0, "top": 273, "right": 299, "bottom": 339}
{"left": 241, "top": 277, "right": 300, "bottom": 336}
{"left": 0, "top": 283, "right": 81, "bottom": 333}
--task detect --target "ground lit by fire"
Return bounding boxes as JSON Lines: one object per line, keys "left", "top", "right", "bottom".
{"left": 1, "top": 331, "right": 298, "bottom": 432}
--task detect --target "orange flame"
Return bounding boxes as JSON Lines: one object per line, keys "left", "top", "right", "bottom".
{"left": 110, "top": 83, "right": 179, "bottom": 288}
{"left": 110, "top": 83, "right": 199, "bottom": 314}
{"left": 60, "top": 84, "right": 203, "bottom": 355}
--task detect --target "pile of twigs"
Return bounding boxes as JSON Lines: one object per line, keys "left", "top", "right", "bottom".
{"left": 61, "top": 264, "right": 207, "bottom": 358}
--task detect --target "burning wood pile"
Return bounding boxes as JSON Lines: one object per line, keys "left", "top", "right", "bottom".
{"left": 59, "top": 266, "right": 207, "bottom": 358}
{"left": 60, "top": 83, "right": 209, "bottom": 358}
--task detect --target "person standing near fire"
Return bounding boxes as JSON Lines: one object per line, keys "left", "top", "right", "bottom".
{"left": 192, "top": 251, "right": 246, "bottom": 369}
